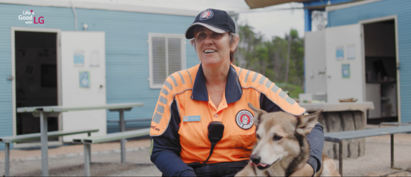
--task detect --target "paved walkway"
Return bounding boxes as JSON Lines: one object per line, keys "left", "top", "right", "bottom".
{"left": 0, "top": 127, "right": 410, "bottom": 176}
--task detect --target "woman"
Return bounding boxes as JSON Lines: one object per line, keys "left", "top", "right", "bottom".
{"left": 149, "top": 8, "right": 324, "bottom": 177}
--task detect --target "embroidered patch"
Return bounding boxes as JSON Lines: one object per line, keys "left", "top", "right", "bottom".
{"left": 183, "top": 115, "right": 201, "bottom": 122}
{"left": 199, "top": 9, "right": 214, "bottom": 20}
{"left": 235, "top": 110, "right": 254, "bottom": 130}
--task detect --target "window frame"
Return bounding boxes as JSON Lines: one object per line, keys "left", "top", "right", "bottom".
{"left": 148, "top": 33, "right": 186, "bottom": 89}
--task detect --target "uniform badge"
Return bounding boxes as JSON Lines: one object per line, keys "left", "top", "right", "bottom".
{"left": 199, "top": 9, "right": 214, "bottom": 20}
{"left": 183, "top": 115, "right": 201, "bottom": 122}
{"left": 235, "top": 110, "right": 254, "bottom": 129}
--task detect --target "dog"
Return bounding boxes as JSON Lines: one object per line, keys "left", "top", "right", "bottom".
{"left": 235, "top": 103, "right": 340, "bottom": 177}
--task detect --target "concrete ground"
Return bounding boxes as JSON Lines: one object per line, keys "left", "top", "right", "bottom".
{"left": 0, "top": 126, "right": 410, "bottom": 176}
{"left": 0, "top": 139, "right": 162, "bottom": 176}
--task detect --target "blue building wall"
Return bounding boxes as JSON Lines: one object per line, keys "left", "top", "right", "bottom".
{"left": 327, "top": 0, "right": 411, "bottom": 123}
{"left": 303, "top": 0, "right": 356, "bottom": 32}
{"left": 0, "top": 3, "right": 200, "bottom": 150}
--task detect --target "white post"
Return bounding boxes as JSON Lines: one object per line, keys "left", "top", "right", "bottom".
{"left": 84, "top": 144, "right": 91, "bottom": 176}
{"left": 119, "top": 109, "right": 126, "bottom": 163}
{"left": 5, "top": 143, "right": 10, "bottom": 176}
{"left": 40, "top": 112, "right": 49, "bottom": 176}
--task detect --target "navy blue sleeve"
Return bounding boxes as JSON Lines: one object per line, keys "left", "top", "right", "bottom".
{"left": 306, "top": 123, "right": 324, "bottom": 172}
{"left": 259, "top": 94, "right": 324, "bottom": 172}
{"left": 150, "top": 100, "right": 196, "bottom": 177}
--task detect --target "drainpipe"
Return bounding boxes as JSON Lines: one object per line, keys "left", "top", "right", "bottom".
{"left": 70, "top": 0, "right": 77, "bottom": 31}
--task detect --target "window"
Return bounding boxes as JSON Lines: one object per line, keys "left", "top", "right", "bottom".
{"left": 148, "top": 33, "right": 186, "bottom": 88}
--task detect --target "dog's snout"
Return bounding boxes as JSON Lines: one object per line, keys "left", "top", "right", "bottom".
{"left": 250, "top": 155, "right": 261, "bottom": 164}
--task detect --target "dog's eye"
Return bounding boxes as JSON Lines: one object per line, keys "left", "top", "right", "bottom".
{"left": 256, "top": 134, "right": 260, "bottom": 140}
{"left": 273, "top": 134, "right": 282, "bottom": 141}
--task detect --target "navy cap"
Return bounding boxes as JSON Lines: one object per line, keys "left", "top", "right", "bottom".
{"left": 185, "top": 9, "right": 236, "bottom": 39}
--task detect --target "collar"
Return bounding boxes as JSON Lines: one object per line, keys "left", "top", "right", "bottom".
{"left": 191, "top": 63, "right": 243, "bottom": 104}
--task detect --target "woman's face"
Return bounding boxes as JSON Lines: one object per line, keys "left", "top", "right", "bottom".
{"left": 194, "top": 27, "right": 234, "bottom": 67}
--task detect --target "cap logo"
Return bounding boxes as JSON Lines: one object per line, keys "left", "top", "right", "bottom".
{"left": 199, "top": 9, "right": 214, "bottom": 20}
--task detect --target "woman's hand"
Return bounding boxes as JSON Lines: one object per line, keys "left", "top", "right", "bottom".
{"left": 289, "top": 163, "right": 314, "bottom": 177}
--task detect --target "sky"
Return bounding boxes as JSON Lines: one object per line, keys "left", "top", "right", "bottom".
{"left": 236, "top": 3, "right": 305, "bottom": 40}
{"left": 69, "top": 0, "right": 306, "bottom": 40}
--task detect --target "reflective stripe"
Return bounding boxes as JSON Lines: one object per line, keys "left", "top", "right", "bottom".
{"left": 271, "top": 84, "right": 279, "bottom": 93}
{"left": 152, "top": 112, "right": 162, "bottom": 124}
{"left": 186, "top": 70, "right": 193, "bottom": 84}
{"left": 178, "top": 72, "right": 186, "bottom": 84}
{"left": 156, "top": 104, "right": 165, "bottom": 114}
{"left": 244, "top": 70, "right": 250, "bottom": 82}
{"left": 279, "top": 91, "right": 287, "bottom": 98}
{"left": 265, "top": 80, "right": 273, "bottom": 88}
{"left": 238, "top": 68, "right": 243, "bottom": 75}
{"left": 258, "top": 76, "right": 266, "bottom": 85}
{"left": 165, "top": 81, "right": 173, "bottom": 90}
{"left": 159, "top": 96, "right": 167, "bottom": 105}
{"left": 161, "top": 88, "right": 169, "bottom": 96}
{"left": 252, "top": 73, "right": 258, "bottom": 82}
{"left": 170, "top": 75, "right": 178, "bottom": 87}
{"left": 285, "top": 97, "right": 296, "bottom": 105}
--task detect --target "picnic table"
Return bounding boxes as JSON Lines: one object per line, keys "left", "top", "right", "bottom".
{"left": 325, "top": 125, "right": 411, "bottom": 176}
{"left": 16, "top": 102, "right": 144, "bottom": 176}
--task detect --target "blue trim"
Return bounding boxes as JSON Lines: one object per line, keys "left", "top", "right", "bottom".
{"left": 304, "top": 9, "right": 312, "bottom": 32}
{"left": 303, "top": 0, "right": 356, "bottom": 8}
{"left": 191, "top": 64, "right": 208, "bottom": 101}
{"left": 191, "top": 64, "right": 242, "bottom": 104}
{"left": 225, "top": 65, "right": 243, "bottom": 104}
{"left": 303, "top": 0, "right": 356, "bottom": 32}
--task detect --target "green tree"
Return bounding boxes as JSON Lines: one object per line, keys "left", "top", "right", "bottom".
{"left": 235, "top": 23, "right": 305, "bottom": 98}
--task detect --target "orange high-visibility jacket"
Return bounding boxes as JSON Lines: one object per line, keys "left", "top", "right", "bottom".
{"left": 150, "top": 63, "right": 306, "bottom": 164}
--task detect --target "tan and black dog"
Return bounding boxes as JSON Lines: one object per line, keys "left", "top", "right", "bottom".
{"left": 235, "top": 103, "right": 340, "bottom": 177}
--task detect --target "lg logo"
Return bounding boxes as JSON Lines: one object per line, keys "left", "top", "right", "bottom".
{"left": 18, "top": 10, "right": 45, "bottom": 24}
{"left": 34, "top": 16, "right": 45, "bottom": 24}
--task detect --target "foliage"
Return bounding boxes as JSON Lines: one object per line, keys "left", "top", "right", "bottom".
{"left": 276, "top": 82, "right": 304, "bottom": 99}
{"left": 235, "top": 22, "right": 305, "bottom": 99}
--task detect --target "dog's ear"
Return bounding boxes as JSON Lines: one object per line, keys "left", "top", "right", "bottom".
{"left": 296, "top": 110, "right": 322, "bottom": 135}
{"left": 248, "top": 103, "right": 267, "bottom": 126}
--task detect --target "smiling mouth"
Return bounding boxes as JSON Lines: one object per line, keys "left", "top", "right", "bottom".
{"left": 203, "top": 49, "right": 217, "bottom": 54}
{"left": 252, "top": 158, "right": 280, "bottom": 170}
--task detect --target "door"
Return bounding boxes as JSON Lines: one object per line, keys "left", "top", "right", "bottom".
{"left": 12, "top": 29, "right": 60, "bottom": 147}
{"left": 325, "top": 24, "right": 364, "bottom": 103}
{"left": 60, "top": 32, "right": 106, "bottom": 142}
{"left": 304, "top": 30, "right": 327, "bottom": 94}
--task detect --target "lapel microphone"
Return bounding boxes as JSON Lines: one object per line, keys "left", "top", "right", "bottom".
{"left": 203, "top": 121, "right": 225, "bottom": 164}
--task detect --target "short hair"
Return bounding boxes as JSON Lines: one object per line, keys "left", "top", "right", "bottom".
{"left": 190, "top": 27, "right": 239, "bottom": 62}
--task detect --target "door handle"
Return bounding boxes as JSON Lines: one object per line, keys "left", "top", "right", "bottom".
{"left": 7, "top": 76, "right": 14, "bottom": 81}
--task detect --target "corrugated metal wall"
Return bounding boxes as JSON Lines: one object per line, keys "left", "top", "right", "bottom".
{"left": 0, "top": 3, "right": 199, "bottom": 150}
{"left": 328, "top": 0, "right": 411, "bottom": 123}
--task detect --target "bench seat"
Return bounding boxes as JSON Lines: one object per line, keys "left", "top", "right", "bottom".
{"left": 73, "top": 128, "right": 150, "bottom": 176}
{"left": 1, "top": 129, "right": 98, "bottom": 176}
{"left": 74, "top": 128, "right": 149, "bottom": 144}
{"left": 0, "top": 129, "right": 99, "bottom": 143}
{"left": 325, "top": 125, "right": 411, "bottom": 142}
{"left": 107, "top": 118, "right": 151, "bottom": 123}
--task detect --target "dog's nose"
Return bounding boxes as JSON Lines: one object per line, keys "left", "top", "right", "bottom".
{"left": 250, "top": 155, "right": 260, "bottom": 164}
